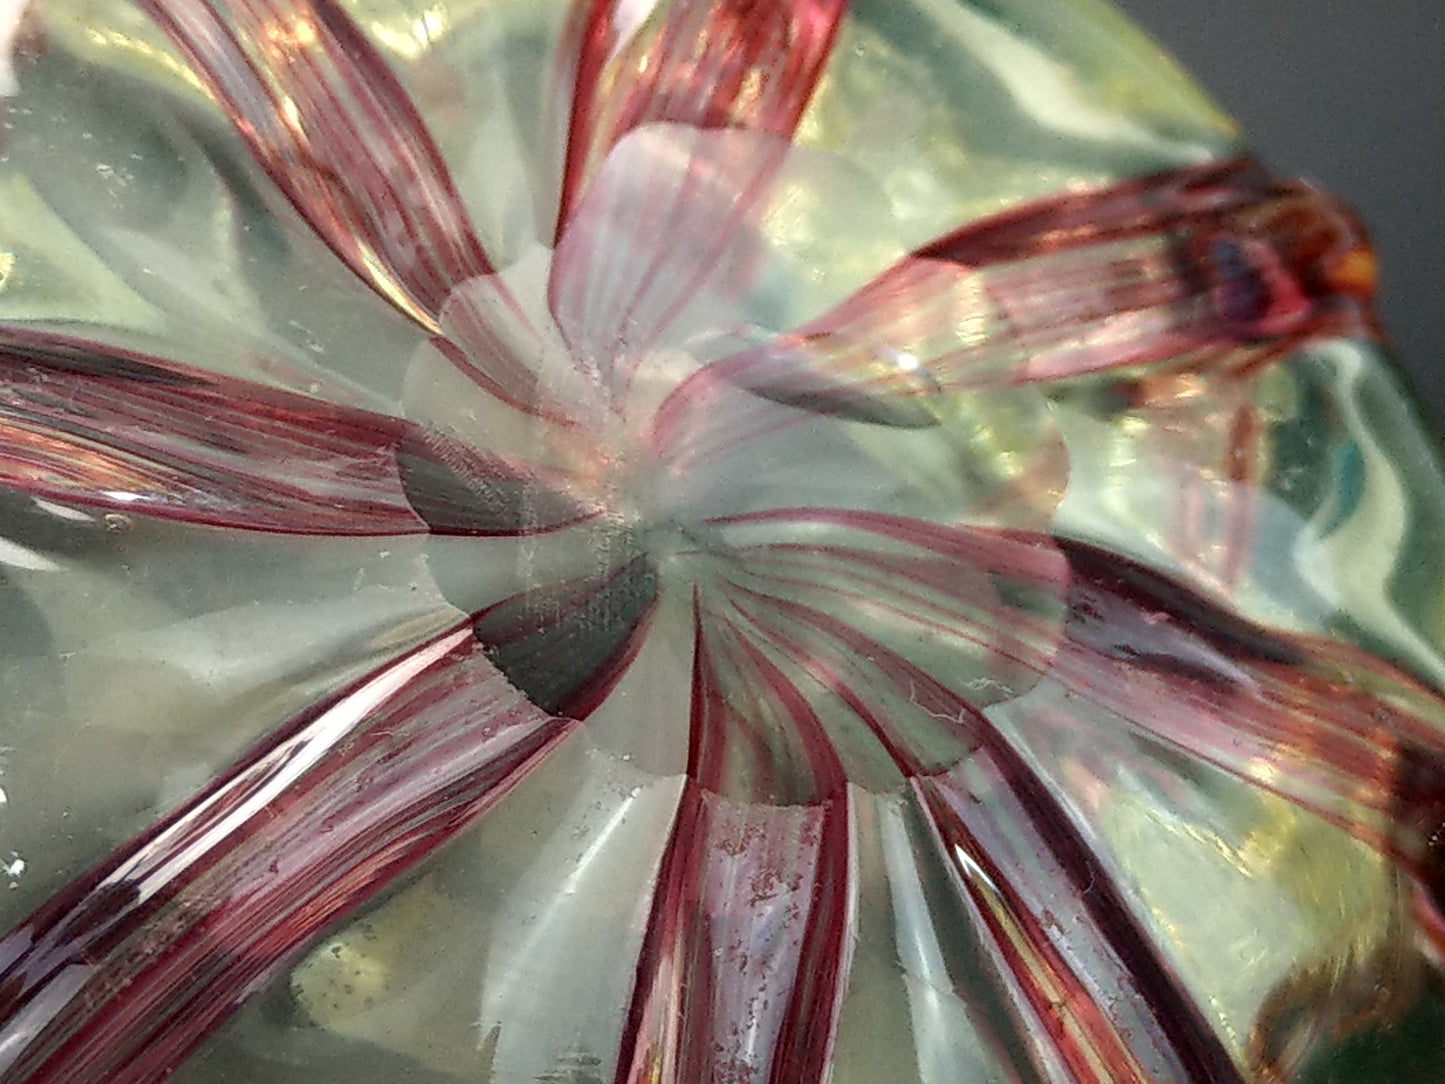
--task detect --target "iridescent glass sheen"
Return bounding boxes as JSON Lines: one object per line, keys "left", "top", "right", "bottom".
{"left": 0, "top": 1, "right": 1442, "bottom": 1081}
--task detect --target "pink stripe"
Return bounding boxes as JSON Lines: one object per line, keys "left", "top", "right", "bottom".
{"left": 688, "top": 566, "right": 1243, "bottom": 1081}
{"left": 550, "top": 128, "right": 790, "bottom": 390}
{"left": 0, "top": 330, "right": 592, "bottom": 536}
{"left": 0, "top": 625, "right": 574, "bottom": 1082}
{"left": 708, "top": 570, "right": 1244, "bottom": 1080}
{"left": 709, "top": 508, "right": 1067, "bottom": 583}
{"left": 615, "top": 786, "right": 852, "bottom": 1084}
{"left": 1053, "top": 540, "right": 1445, "bottom": 893}
{"left": 556, "top": 0, "right": 847, "bottom": 235}
{"left": 135, "top": 0, "right": 511, "bottom": 331}
{"left": 710, "top": 158, "right": 1380, "bottom": 418}
{"left": 546, "top": 0, "right": 848, "bottom": 389}
{"left": 915, "top": 762, "right": 1246, "bottom": 1084}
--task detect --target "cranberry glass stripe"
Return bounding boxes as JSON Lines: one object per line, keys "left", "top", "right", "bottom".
{"left": 0, "top": 627, "right": 572, "bottom": 1082}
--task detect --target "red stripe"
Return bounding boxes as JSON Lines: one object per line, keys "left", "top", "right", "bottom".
{"left": 0, "top": 625, "right": 573, "bottom": 1082}
{"left": 0, "top": 330, "right": 594, "bottom": 536}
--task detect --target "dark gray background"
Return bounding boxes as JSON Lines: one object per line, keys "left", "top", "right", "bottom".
{"left": 1114, "top": 2, "right": 1445, "bottom": 422}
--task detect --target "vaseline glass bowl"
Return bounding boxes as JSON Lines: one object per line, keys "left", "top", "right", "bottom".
{"left": 1, "top": 1, "right": 1443, "bottom": 1081}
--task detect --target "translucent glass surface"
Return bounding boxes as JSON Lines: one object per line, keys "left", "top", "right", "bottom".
{"left": 1, "top": 0, "right": 1443, "bottom": 1081}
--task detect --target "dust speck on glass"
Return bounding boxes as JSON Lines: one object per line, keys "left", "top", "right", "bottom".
{"left": 0, "top": 0, "right": 1443, "bottom": 1081}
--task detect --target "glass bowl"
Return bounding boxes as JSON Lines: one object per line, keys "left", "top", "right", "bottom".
{"left": 0, "top": 0, "right": 1443, "bottom": 1080}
